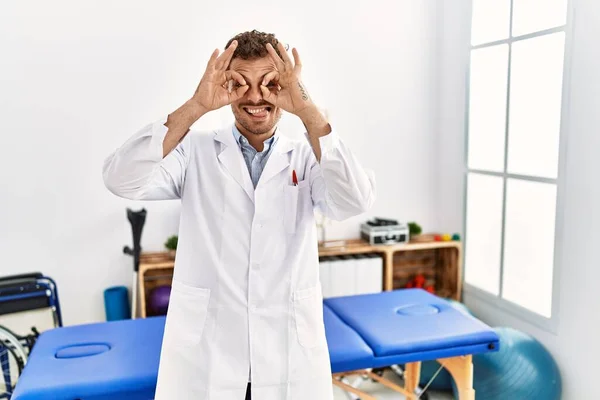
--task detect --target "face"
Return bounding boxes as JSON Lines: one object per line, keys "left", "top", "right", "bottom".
{"left": 229, "top": 56, "right": 282, "bottom": 136}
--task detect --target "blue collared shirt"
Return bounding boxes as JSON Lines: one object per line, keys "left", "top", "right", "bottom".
{"left": 232, "top": 125, "right": 278, "bottom": 188}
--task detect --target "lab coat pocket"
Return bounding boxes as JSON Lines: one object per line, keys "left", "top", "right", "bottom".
{"left": 163, "top": 280, "right": 211, "bottom": 348}
{"left": 284, "top": 180, "right": 310, "bottom": 234}
{"left": 293, "top": 285, "right": 324, "bottom": 349}
{"left": 284, "top": 184, "right": 299, "bottom": 234}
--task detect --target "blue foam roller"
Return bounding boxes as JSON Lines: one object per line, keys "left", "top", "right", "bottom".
{"left": 104, "top": 286, "right": 131, "bottom": 321}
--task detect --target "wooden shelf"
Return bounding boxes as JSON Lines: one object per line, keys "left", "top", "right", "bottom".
{"left": 319, "top": 238, "right": 462, "bottom": 300}
{"left": 136, "top": 260, "right": 175, "bottom": 318}
{"left": 317, "top": 238, "right": 461, "bottom": 256}
{"left": 135, "top": 237, "right": 462, "bottom": 317}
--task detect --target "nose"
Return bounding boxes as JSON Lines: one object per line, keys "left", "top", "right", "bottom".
{"left": 245, "top": 84, "right": 263, "bottom": 104}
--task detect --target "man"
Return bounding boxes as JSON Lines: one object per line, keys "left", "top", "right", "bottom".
{"left": 103, "top": 30, "right": 375, "bottom": 400}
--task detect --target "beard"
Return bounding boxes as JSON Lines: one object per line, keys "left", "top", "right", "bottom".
{"left": 232, "top": 102, "right": 283, "bottom": 136}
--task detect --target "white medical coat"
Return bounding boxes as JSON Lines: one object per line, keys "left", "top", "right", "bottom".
{"left": 102, "top": 116, "right": 376, "bottom": 399}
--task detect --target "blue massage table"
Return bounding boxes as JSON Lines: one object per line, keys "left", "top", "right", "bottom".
{"left": 11, "top": 289, "right": 499, "bottom": 400}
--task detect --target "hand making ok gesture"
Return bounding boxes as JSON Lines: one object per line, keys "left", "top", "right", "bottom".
{"left": 260, "top": 42, "right": 314, "bottom": 117}
{"left": 191, "top": 40, "right": 249, "bottom": 113}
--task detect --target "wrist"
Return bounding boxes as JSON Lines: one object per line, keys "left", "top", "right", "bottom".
{"left": 297, "top": 104, "right": 321, "bottom": 123}
{"left": 299, "top": 105, "right": 331, "bottom": 138}
{"left": 186, "top": 99, "right": 209, "bottom": 120}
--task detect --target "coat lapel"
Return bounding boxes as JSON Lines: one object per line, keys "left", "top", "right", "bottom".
{"left": 259, "top": 134, "right": 295, "bottom": 186}
{"left": 214, "top": 125, "right": 255, "bottom": 204}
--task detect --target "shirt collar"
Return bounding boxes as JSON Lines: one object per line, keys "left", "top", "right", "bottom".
{"left": 232, "top": 124, "right": 278, "bottom": 153}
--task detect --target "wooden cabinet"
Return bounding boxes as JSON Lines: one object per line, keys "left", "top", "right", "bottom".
{"left": 135, "top": 238, "right": 462, "bottom": 318}
{"left": 318, "top": 239, "right": 462, "bottom": 300}
{"left": 136, "top": 253, "right": 176, "bottom": 318}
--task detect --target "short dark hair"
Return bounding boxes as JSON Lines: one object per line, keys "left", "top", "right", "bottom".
{"left": 225, "top": 29, "right": 287, "bottom": 61}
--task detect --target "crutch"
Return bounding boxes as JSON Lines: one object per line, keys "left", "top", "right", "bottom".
{"left": 123, "top": 208, "right": 147, "bottom": 319}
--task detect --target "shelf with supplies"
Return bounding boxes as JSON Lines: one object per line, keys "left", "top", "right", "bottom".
{"left": 135, "top": 236, "right": 462, "bottom": 318}
{"left": 318, "top": 237, "right": 462, "bottom": 300}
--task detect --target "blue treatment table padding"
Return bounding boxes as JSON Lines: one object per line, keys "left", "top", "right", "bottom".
{"left": 323, "top": 304, "right": 374, "bottom": 373}
{"left": 12, "top": 289, "right": 499, "bottom": 399}
{"left": 12, "top": 316, "right": 166, "bottom": 400}
{"left": 324, "top": 289, "right": 499, "bottom": 372}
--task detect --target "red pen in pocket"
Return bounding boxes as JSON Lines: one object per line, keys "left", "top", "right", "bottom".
{"left": 292, "top": 169, "right": 298, "bottom": 186}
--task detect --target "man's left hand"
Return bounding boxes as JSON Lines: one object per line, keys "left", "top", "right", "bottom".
{"left": 262, "top": 41, "right": 331, "bottom": 156}
{"left": 261, "top": 42, "right": 315, "bottom": 117}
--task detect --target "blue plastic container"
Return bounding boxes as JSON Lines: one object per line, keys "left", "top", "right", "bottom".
{"left": 104, "top": 286, "right": 131, "bottom": 321}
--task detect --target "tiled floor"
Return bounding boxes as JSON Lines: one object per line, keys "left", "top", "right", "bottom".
{"left": 332, "top": 369, "right": 454, "bottom": 400}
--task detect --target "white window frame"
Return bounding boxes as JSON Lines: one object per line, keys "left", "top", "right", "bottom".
{"left": 462, "top": 0, "right": 574, "bottom": 334}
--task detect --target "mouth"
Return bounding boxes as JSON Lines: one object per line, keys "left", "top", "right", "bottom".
{"left": 242, "top": 105, "right": 272, "bottom": 120}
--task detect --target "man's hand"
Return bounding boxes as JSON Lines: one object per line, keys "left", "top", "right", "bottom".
{"left": 163, "top": 41, "right": 248, "bottom": 157}
{"left": 260, "top": 42, "right": 314, "bottom": 116}
{"left": 191, "top": 40, "right": 249, "bottom": 114}
{"left": 261, "top": 41, "right": 331, "bottom": 160}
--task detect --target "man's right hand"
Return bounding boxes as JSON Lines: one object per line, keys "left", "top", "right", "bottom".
{"left": 163, "top": 41, "right": 247, "bottom": 158}
{"left": 191, "top": 40, "right": 248, "bottom": 113}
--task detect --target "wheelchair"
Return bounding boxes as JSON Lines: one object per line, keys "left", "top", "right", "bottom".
{"left": 0, "top": 273, "right": 62, "bottom": 399}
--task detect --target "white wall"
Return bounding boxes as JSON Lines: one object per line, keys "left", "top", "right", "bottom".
{"left": 0, "top": 0, "right": 440, "bottom": 326}
{"left": 438, "top": 1, "right": 600, "bottom": 399}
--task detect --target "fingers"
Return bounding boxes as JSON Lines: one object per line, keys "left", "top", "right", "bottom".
{"left": 262, "top": 71, "right": 279, "bottom": 87}
{"left": 260, "top": 85, "right": 276, "bottom": 103}
{"left": 225, "top": 70, "right": 248, "bottom": 102}
{"left": 226, "top": 70, "right": 247, "bottom": 87}
{"left": 215, "top": 40, "right": 238, "bottom": 71}
{"left": 206, "top": 48, "right": 220, "bottom": 69}
{"left": 292, "top": 48, "right": 302, "bottom": 72}
{"left": 277, "top": 42, "right": 293, "bottom": 69}
{"left": 221, "top": 40, "right": 238, "bottom": 70}
{"left": 266, "top": 43, "right": 286, "bottom": 71}
{"left": 230, "top": 85, "right": 249, "bottom": 102}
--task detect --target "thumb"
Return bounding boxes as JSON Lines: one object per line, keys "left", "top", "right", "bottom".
{"left": 229, "top": 85, "right": 249, "bottom": 103}
{"left": 260, "top": 85, "right": 276, "bottom": 103}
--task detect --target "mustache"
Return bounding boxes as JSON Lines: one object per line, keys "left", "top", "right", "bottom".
{"left": 240, "top": 102, "right": 273, "bottom": 107}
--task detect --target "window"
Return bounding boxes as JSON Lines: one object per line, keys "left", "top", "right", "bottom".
{"left": 464, "top": 0, "right": 569, "bottom": 321}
